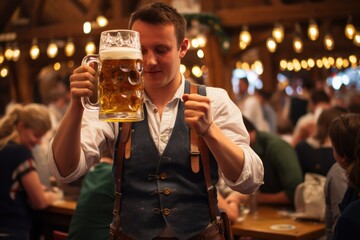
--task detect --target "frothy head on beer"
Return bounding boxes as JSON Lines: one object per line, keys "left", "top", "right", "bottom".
{"left": 100, "top": 47, "right": 142, "bottom": 61}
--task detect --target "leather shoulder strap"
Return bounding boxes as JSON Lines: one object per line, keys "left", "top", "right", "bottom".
{"left": 189, "top": 82, "right": 217, "bottom": 222}
{"left": 110, "top": 122, "right": 132, "bottom": 239}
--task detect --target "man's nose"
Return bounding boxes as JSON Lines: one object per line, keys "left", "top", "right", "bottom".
{"left": 145, "top": 51, "right": 157, "bottom": 65}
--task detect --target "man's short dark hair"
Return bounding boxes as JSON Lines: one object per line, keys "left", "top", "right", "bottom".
{"left": 129, "top": 2, "right": 186, "bottom": 49}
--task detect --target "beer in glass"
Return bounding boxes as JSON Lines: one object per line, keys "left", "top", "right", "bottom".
{"left": 82, "top": 29, "right": 144, "bottom": 122}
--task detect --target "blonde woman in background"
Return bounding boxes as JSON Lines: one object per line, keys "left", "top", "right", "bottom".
{"left": 0, "top": 104, "right": 60, "bottom": 240}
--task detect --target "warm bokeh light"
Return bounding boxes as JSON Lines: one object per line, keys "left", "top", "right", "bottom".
{"left": 324, "top": 34, "right": 335, "bottom": 50}
{"left": 65, "top": 39, "right": 75, "bottom": 57}
{"left": 345, "top": 23, "right": 356, "bottom": 40}
{"left": 307, "top": 58, "right": 315, "bottom": 68}
{"left": 4, "top": 45, "right": 13, "bottom": 61}
{"left": 293, "top": 36, "right": 303, "bottom": 53}
{"left": 191, "top": 65, "right": 202, "bottom": 78}
{"left": 83, "top": 21, "right": 92, "bottom": 34}
{"left": 308, "top": 20, "right": 319, "bottom": 41}
{"left": 0, "top": 51, "right": 4, "bottom": 64}
{"left": 180, "top": 64, "right": 186, "bottom": 74}
{"left": 53, "top": 62, "right": 61, "bottom": 71}
{"left": 29, "top": 39, "right": 40, "bottom": 60}
{"left": 0, "top": 66, "right": 8, "bottom": 78}
{"left": 12, "top": 45, "right": 20, "bottom": 61}
{"left": 239, "top": 26, "right": 251, "bottom": 47}
{"left": 266, "top": 37, "right": 277, "bottom": 53}
{"left": 272, "top": 23, "right": 284, "bottom": 43}
{"left": 85, "top": 41, "right": 96, "bottom": 54}
{"left": 96, "top": 15, "right": 108, "bottom": 27}
{"left": 354, "top": 31, "right": 360, "bottom": 46}
{"left": 47, "top": 41, "right": 58, "bottom": 58}
{"left": 197, "top": 49, "right": 204, "bottom": 58}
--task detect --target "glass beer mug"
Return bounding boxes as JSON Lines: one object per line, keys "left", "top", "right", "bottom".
{"left": 81, "top": 29, "right": 144, "bottom": 122}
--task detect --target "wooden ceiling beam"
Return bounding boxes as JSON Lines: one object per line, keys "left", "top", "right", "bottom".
{"left": 85, "top": 0, "right": 103, "bottom": 20}
{"left": 217, "top": 1, "right": 360, "bottom": 27}
{"left": 0, "top": 0, "right": 23, "bottom": 32}
{"left": 12, "top": 19, "right": 130, "bottom": 42}
{"left": 29, "top": 0, "right": 45, "bottom": 27}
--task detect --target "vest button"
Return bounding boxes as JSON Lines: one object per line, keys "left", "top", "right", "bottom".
{"left": 163, "top": 187, "right": 171, "bottom": 195}
{"left": 163, "top": 208, "right": 171, "bottom": 216}
{"left": 160, "top": 173, "right": 167, "bottom": 180}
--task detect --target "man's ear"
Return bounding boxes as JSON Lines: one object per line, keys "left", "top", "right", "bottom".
{"left": 179, "top": 38, "right": 189, "bottom": 59}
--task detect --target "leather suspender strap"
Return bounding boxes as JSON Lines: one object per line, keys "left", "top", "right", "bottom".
{"left": 190, "top": 83, "right": 200, "bottom": 173}
{"left": 189, "top": 83, "right": 217, "bottom": 222}
{"left": 199, "top": 136, "right": 217, "bottom": 222}
{"left": 110, "top": 122, "right": 132, "bottom": 239}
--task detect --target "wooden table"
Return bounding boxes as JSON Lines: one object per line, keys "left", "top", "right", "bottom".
{"left": 231, "top": 205, "right": 325, "bottom": 240}
{"left": 42, "top": 200, "right": 77, "bottom": 240}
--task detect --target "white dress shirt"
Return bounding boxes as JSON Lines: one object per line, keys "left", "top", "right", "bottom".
{"left": 48, "top": 76, "right": 264, "bottom": 193}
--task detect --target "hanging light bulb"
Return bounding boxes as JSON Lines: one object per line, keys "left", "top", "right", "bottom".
{"left": 12, "top": 43, "right": 20, "bottom": 62}
{"left": 83, "top": 21, "right": 92, "bottom": 34}
{"left": 239, "top": 41, "right": 247, "bottom": 50}
{"left": 239, "top": 25, "right": 251, "bottom": 48}
{"left": 324, "top": 33, "right": 335, "bottom": 50}
{"left": 4, "top": 44, "right": 13, "bottom": 61}
{"left": 266, "top": 37, "right": 277, "bottom": 53}
{"left": 293, "top": 36, "right": 303, "bottom": 53}
{"left": 85, "top": 41, "right": 96, "bottom": 54}
{"left": 47, "top": 40, "right": 58, "bottom": 58}
{"left": 354, "top": 31, "right": 360, "bottom": 47}
{"left": 65, "top": 38, "right": 75, "bottom": 57}
{"left": 307, "top": 19, "right": 319, "bottom": 41}
{"left": 345, "top": 16, "right": 356, "bottom": 40}
{"left": 0, "top": 66, "right": 9, "bottom": 78}
{"left": 293, "top": 23, "right": 303, "bottom": 53}
{"left": 96, "top": 15, "right": 108, "bottom": 27}
{"left": 0, "top": 47, "right": 4, "bottom": 64}
{"left": 272, "top": 23, "right": 284, "bottom": 43}
{"left": 29, "top": 38, "right": 40, "bottom": 60}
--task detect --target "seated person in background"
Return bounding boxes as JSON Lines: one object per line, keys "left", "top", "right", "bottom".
{"left": 68, "top": 156, "right": 114, "bottom": 240}
{"left": 291, "top": 89, "right": 331, "bottom": 147}
{"left": 324, "top": 162, "right": 347, "bottom": 240}
{"left": 228, "top": 117, "right": 303, "bottom": 206}
{"left": 0, "top": 104, "right": 60, "bottom": 239}
{"left": 329, "top": 113, "right": 360, "bottom": 240}
{"left": 295, "top": 106, "right": 348, "bottom": 177}
{"left": 240, "top": 89, "right": 270, "bottom": 133}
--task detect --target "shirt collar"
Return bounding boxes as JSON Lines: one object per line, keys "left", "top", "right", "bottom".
{"left": 144, "top": 75, "right": 186, "bottom": 104}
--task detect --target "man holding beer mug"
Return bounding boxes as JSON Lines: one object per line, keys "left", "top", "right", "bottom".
{"left": 48, "top": 2, "right": 263, "bottom": 239}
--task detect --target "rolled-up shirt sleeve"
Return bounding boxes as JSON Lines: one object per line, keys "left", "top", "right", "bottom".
{"left": 207, "top": 87, "right": 264, "bottom": 194}
{"left": 48, "top": 109, "right": 117, "bottom": 183}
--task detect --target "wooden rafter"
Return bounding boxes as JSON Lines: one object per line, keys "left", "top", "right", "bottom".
{"left": 217, "top": 1, "right": 360, "bottom": 27}
{"left": 0, "top": 0, "right": 23, "bottom": 32}
{"left": 29, "top": 0, "right": 45, "bottom": 27}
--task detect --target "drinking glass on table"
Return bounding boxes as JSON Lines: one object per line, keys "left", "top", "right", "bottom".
{"left": 81, "top": 29, "right": 144, "bottom": 122}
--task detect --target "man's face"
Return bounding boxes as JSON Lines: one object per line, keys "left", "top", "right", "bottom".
{"left": 132, "top": 20, "right": 188, "bottom": 90}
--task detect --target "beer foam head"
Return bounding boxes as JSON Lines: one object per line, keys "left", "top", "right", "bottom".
{"left": 100, "top": 47, "right": 142, "bottom": 60}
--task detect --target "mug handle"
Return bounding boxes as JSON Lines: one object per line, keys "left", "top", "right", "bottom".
{"left": 81, "top": 54, "right": 100, "bottom": 111}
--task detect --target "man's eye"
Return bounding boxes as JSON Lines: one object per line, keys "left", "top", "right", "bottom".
{"left": 155, "top": 47, "right": 169, "bottom": 54}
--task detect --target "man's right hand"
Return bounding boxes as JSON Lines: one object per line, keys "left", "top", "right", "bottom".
{"left": 69, "top": 64, "right": 96, "bottom": 104}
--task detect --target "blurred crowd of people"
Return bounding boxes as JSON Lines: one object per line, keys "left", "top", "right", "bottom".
{"left": 0, "top": 2, "right": 359, "bottom": 238}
